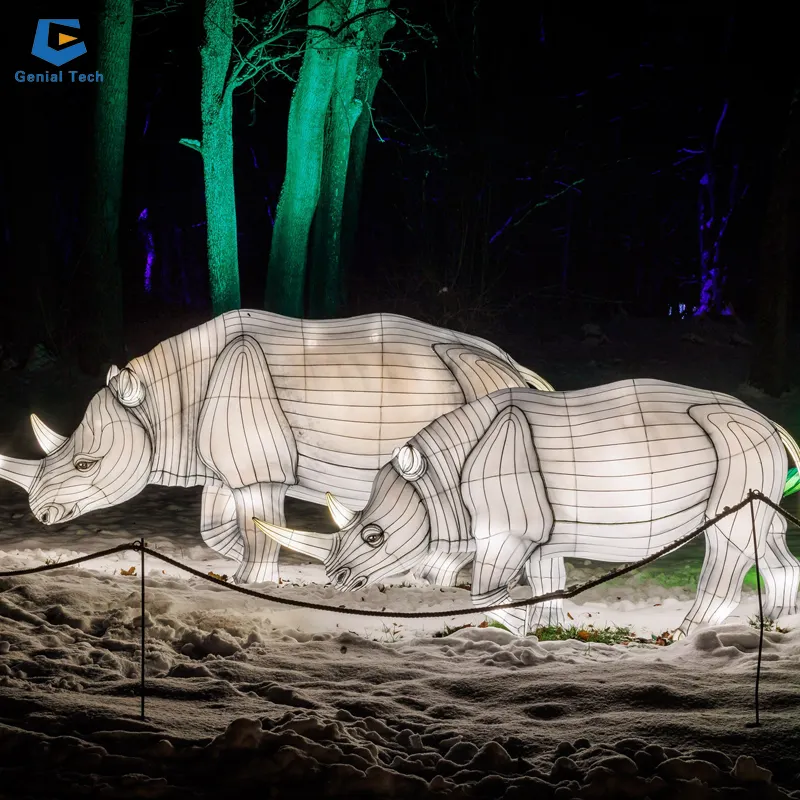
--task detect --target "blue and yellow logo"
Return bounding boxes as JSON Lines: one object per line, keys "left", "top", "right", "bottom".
{"left": 16, "top": 19, "right": 101, "bottom": 83}
{"left": 31, "top": 19, "right": 87, "bottom": 66}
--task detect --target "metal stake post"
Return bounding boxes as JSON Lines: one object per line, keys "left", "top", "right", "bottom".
{"left": 140, "top": 538, "right": 146, "bottom": 721}
{"left": 746, "top": 493, "right": 764, "bottom": 728}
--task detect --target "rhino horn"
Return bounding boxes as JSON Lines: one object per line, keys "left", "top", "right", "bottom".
{"left": 0, "top": 454, "right": 41, "bottom": 493}
{"left": 30, "top": 414, "right": 68, "bottom": 455}
{"left": 252, "top": 518, "right": 335, "bottom": 563}
{"left": 325, "top": 492, "right": 359, "bottom": 529}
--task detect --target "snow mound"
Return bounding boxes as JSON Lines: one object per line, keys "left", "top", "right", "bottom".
{"left": 1, "top": 485, "right": 799, "bottom": 796}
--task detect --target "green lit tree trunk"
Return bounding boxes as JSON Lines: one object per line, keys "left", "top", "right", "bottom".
{"left": 199, "top": 0, "right": 241, "bottom": 315}
{"left": 308, "top": 7, "right": 363, "bottom": 317}
{"left": 339, "top": 5, "right": 392, "bottom": 299}
{"left": 265, "top": 0, "right": 346, "bottom": 316}
{"left": 310, "top": 0, "right": 393, "bottom": 317}
{"left": 81, "top": 0, "right": 133, "bottom": 373}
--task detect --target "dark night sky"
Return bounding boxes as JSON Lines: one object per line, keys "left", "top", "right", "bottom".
{"left": 0, "top": 2, "right": 796, "bottom": 353}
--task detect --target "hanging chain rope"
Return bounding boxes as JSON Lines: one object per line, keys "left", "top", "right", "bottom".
{"left": 0, "top": 493, "right": 770, "bottom": 619}
{"left": 0, "top": 543, "right": 141, "bottom": 577}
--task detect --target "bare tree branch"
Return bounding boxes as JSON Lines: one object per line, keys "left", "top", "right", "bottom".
{"left": 204, "top": 0, "right": 431, "bottom": 103}
{"left": 134, "top": 0, "right": 182, "bottom": 18}
{"left": 307, "top": 6, "right": 392, "bottom": 38}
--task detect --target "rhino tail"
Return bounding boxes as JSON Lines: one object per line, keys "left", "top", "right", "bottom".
{"left": 507, "top": 357, "right": 555, "bottom": 392}
{"left": 774, "top": 422, "right": 800, "bottom": 497}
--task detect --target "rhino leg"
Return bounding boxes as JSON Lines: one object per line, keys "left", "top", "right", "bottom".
{"left": 524, "top": 556, "right": 566, "bottom": 630}
{"left": 680, "top": 527, "right": 755, "bottom": 637}
{"left": 231, "top": 483, "right": 289, "bottom": 584}
{"left": 470, "top": 535, "right": 538, "bottom": 636}
{"left": 760, "top": 513, "right": 800, "bottom": 620}
{"left": 200, "top": 484, "right": 244, "bottom": 562}
{"left": 413, "top": 552, "right": 473, "bottom": 586}
{"left": 681, "top": 402, "right": 786, "bottom": 637}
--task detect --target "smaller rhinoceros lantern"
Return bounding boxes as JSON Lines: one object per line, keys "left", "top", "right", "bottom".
{"left": 255, "top": 379, "right": 800, "bottom": 638}
{"left": 0, "top": 310, "right": 554, "bottom": 585}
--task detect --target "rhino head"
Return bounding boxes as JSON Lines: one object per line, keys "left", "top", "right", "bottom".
{"left": 0, "top": 366, "right": 153, "bottom": 525}
{"left": 254, "top": 445, "right": 432, "bottom": 589}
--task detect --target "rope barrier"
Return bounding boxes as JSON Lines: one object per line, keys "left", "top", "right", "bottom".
{"left": 0, "top": 542, "right": 141, "bottom": 577}
{"left": 0, "top": 490, "right": 789, "bottom": 727}
{"left": 127, "top": 496, "right": 754, "bottom": 618}
{"left": 0, "top": 492, "right": 763, "bottom": 618}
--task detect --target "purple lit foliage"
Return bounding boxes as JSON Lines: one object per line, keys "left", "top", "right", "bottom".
{"left": 693, "top": 102, "right": 748, "bottom": 317}
{"left": 138, "top": 208, "right": 155, "bottom": 293}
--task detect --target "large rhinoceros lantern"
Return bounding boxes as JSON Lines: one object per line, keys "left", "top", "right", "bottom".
{"left": 255, "top": 380, "right": 800, "bottom": 638}
{"left": 0, "top": 310, "right": 555, "bottom": 585}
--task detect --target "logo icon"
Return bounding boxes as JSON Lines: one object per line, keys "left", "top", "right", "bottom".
{"left": 32, "top": 19, "right": 87, "bottom": 67}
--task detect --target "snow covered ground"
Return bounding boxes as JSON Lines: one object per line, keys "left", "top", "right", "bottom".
{"left": 1, "top": 483, "right": 800, "bottom": 799}
{"left": 2, "top": 317, "right": 800, "bottom": 798}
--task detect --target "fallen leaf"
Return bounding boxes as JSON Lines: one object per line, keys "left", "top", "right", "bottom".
{"left": 120, "top": 566, "right": 136, "bottom": 576}
{"left": 208, "top": 571, "right": 228, "bottom": 582}
{"left": 478, "top": 621, "right": 489, "bottom": 628}
{"left": 653, "top": 603, "right": 662, "bottom": 607}
{"left": 567, "top": 612, "right": 574, "bottom": 620}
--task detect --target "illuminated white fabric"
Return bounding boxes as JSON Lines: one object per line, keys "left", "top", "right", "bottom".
{"left": 266, "top": 380, "right": 800, "bottom": 637}
{"left": 0, "top": 310, "right": 552, "bottom": 585}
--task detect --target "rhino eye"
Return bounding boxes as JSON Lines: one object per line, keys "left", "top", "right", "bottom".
{"left": 361, "top": 524, "right": 384, "bottom": 548}
{"left": 74, "top": 458, "right": 98, "bottom": 472}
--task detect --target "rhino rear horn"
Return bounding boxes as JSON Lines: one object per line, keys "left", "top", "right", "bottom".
{"left": 108, "top": 367, "right": 145, "bottom": 408}
{"left": 30, "top": 414, "right": 68, "bottom": 455}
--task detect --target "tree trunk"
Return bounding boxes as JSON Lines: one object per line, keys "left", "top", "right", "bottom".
{"left": 308, "top": 3, "right": 364, "bottom": 318}
{"left": 265, "top": 0, "right": 344, "bottom": 316}
{"left": 322, "top": 0, "right": 394, "bottom": 316}
{"left": 750, "top": 89, "right": 800, "bottom": 396}
{"left": 81, "top": 0, "right": 134, "bottom": 373}
{"left": 200, "top": 0, "right": 241, "bottom": 315}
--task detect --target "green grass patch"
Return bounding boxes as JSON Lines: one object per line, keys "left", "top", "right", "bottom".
{"left": 785, "top": 467, "right": 800, "bottom": 497}
{"left": 747, "top": 616, "right": 790, "bottom": 633}
{"left": 531, "top": 623, "right": 674, "bottom": 646}
{"left": 434, "top": 621, "right": 674, "bottom": 646}
{"left": 601, "top": 562, "right": 766, "bottom": 591}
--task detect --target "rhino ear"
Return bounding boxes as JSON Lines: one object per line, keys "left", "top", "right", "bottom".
{"left": 392, "top": 445, "right": 427, "bottom": 482}
{"left": 108, "top": 367, "right": 145, "bottom": 408}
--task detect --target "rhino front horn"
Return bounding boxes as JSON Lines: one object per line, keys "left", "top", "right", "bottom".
{"left": 325, "top": 492, "right": 359, "bottom": 529}
{"left": 252, "top": 518, "right": 335, "bottom": 563}
{"left": 30, "top": 414, "right": 68, "bottom": 455}
{"left": 0, "top": 454, "right": 41, "bottom": 493}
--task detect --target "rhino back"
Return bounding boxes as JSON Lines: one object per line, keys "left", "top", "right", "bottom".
{"left": 127, "top": 310, "right": 513, "bottom": 498}
{"left": 267, "top": 314, "right": 470, "bottom": 502}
